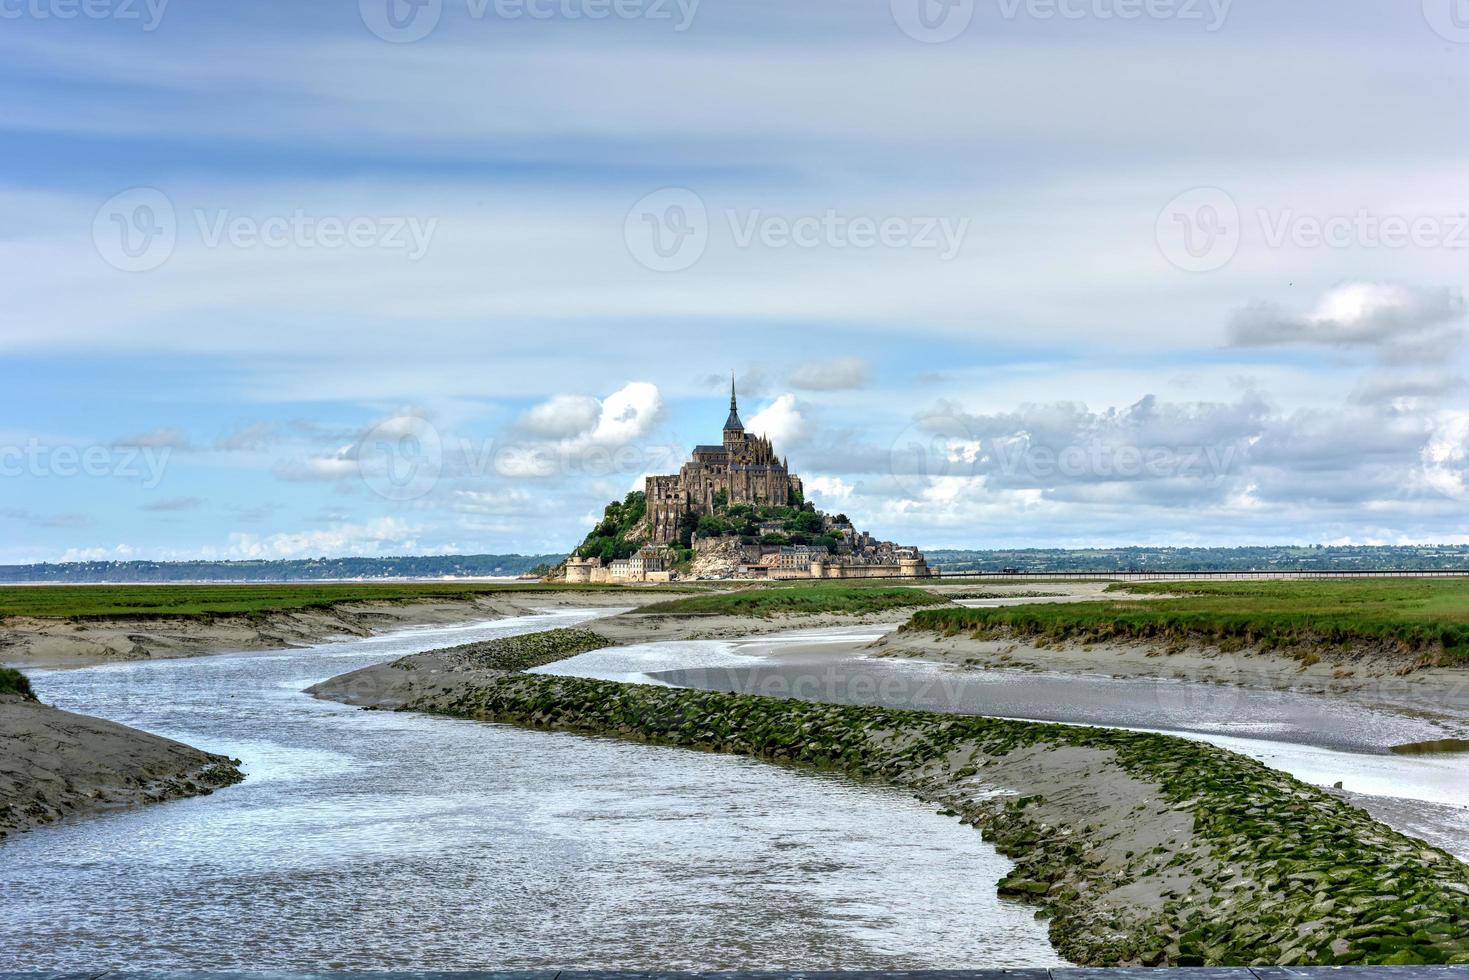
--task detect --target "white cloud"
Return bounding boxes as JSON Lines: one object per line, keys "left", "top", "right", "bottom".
{"left": 804, "top": 475, "right": 853, "bottom": 504}
{"left": 747, "top": 394, "right": 809, "bottom": 446}
{"left": 111, "top": 427, "right": 191, "bottom": 450}
{"left": 216, "top": 421, "right": 279, "bottom": 452}
{"left": 517, "top": 394, "right": 602, "bottom": 439}
{"left": 57, "top": 544, "right": 138, "bottom": 562}
{"left": 1229, "top": 282, "right": 1465, "bottom": 359}
{"left": 141, "top": 496, "right": 204, "bottom": 512}
{"left": 579, "top": 382, "right": 663, "bottom": 449}
{"left": 1422, "top": 411, "right": 1469, "bottom": 503}
{"left": 790, "top": 357, "right": 869, "bottom": 391}
{"left": 1349, "top": 370, "right": 1466, "bottom": 406}
{"left": 274, "top": 447, "right": 357, "bottom": 482}
{"left": 223, "top": 517, "right": 430, "bottom": 560}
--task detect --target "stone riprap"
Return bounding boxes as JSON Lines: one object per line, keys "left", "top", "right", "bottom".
{"left": 396, "top": 672, "right": 1469, "bottom": 968}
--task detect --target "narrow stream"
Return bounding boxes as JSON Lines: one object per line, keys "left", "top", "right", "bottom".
{"left": 1, "top": 611, "right": 1060, "bottom": 972}
{"left": 534, "top": 625, "right": 1469, "bottom": 862}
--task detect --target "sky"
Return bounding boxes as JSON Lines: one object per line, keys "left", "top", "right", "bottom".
{"left": 3, "top": 0, "right": 1469, "bottom": 563}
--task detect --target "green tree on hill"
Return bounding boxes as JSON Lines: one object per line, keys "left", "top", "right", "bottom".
{"left": 575, "top": 491, "right": 648, "bottom": 561}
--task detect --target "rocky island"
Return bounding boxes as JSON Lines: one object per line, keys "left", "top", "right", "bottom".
{"left": 558, "top": 378, "right": 936, "bottom": 584}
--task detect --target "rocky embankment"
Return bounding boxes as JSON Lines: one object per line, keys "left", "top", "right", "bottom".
{"left": 314, "top": 638, "right": 1469, "bottom": 967}
{"left": 1, "top": 691, "right": 243, "bottom": 841}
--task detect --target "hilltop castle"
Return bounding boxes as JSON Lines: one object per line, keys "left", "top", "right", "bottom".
{"left": 645, "top": 376, "right": 803, "bottom": 544}
{"left": 563, "top": 376, "right": 934, "bottom": 582}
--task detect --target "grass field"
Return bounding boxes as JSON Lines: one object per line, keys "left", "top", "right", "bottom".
{"left": 0, "top": 581, "right": 643, "bottom": 621}
{"left": 636, "top": 582, "right": 950, "bottom": 617}
{"left": 903, "top": 578, "right": 1469, "bottom": 665}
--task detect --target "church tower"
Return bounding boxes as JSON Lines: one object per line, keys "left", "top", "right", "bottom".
{"left": 722, "top": 372, "right": 745, "bottom": 450}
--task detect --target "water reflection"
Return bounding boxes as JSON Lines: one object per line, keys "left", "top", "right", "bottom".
{"left": 3, "top": 611, "right": 1059, "bottom": 971}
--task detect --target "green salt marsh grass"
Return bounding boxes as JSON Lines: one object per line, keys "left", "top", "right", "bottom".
{"left": 636, "top": 581, "right": 950, "bottom": 617}
{"left": 0, "top": 581, "right": 660, "bottom": 621}
{"left": 904, "top": 578, "right": 1469, "bottom": 665}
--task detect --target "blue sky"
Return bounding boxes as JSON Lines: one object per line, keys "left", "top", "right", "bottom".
{"left": 3, "top": 0, "right": 1469, "bottom": 562}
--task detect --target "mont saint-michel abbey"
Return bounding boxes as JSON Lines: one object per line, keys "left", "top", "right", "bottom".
{"left": 565, "top": 376, "right": 933, "bottom": 582}
{"left": 645, "top": 378, "right": 804, "bottom": 544}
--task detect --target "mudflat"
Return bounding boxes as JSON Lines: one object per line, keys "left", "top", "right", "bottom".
{"left": 0, "top": 693, "right": 242, "bottom": 840}
{"left": 871, "top": 622, "right": 1469, "bottom": 728}
{"left": 310, "top": 629, "right": 1469, "bottom": 968}
{"left": 0, "top": 590, "right": 660, "bottom": 670}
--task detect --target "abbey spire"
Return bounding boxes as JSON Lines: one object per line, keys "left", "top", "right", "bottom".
{"left": 723, "top": 371, "right": 744, "bottom": 433}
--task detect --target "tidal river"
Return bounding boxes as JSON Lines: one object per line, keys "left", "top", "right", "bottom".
{"left": 536, "top": 625, "right": 1469, "bottom": 862}
{"left": 1, "top": 610, "right": 1060, "bottom": 972}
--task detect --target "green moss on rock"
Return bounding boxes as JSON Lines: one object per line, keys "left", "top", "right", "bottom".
{"left": 401, "top": 671, "right": 1469, "bottom": 968}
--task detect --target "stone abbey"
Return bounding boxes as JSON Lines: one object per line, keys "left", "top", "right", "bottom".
{"left": 564, "top": 375, "right": 934, "bottom": 582}
{"left": 645, "top": 376, "right": 803, "bottom": 545}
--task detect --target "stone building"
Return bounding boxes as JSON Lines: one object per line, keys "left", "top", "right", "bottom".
{"left": 566, "top": 545, "right": 672, "bottom": 584}
{"left": 646, "top": 376, "right": 803, "bottom": 544}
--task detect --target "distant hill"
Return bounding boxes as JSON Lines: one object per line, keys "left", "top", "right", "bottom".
{"left": 927, "top": 545, "right": 1469, "bottom": 574}
{"left": 0, "top": 554, "right": 568, "bottom": 584}
{"left": 8, "top": 544, "right": 1466, "bottom": 584}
